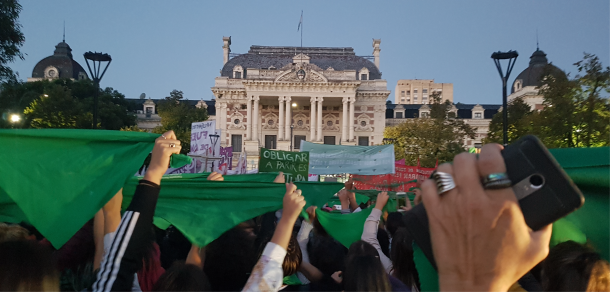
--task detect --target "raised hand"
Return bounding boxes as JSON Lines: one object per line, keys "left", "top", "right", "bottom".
{"left": 374, "top": 191, "right": 390, "bottom": 211}
{"left": 274, "top": 171, "right": 285, "bottom": 183}
{"left": 282, "top": 183, "right": 306, "bottom": 223}
{"left": 306, "top": 205, "right": 317, "bottom": 223}
{"left": 144, "top": 131, "right": 181, "bottom": 185}
{"left": 421, "top": 144, "right": 552, "bottom": 291}
{"left": 207, "top": 172, "right": 224, "bottom": 181}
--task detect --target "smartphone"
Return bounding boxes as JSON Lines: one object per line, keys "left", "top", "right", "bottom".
{"left": 403, "top": 135, "right": 584, "bottom": 270}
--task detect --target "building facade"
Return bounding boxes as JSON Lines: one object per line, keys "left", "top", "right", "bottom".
{"left": 508, "top": 47, "right": 566, "bottom": 111}
{"left": 394, "top": 79, "right": 453, "bottom": 105}
{"left": 28, "top": 40, "right": 89, "bottom": 82}
{"left": 386, "top": 103, "right": 500, "bottom": 148}
{"left": 211, "top": 37, "right": 390, "bottom": 162}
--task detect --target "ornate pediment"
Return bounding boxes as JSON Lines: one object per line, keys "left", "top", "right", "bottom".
{"left": 262, "top": 112, "right": 279, "bottom": 130}
{"left": 323, "top": 114, "right": 340, "bottom": 131}
{"left": 355, "top": 113, "right": 374, "bottom": 132}
{"left": 228, "top": 110, "right": 246, "bottom": 130}
{"left": 275, "top": 63, "right": 327, "bottom": 83}
{"left": 292, "top": 113, "right": 310, "bottom": 130}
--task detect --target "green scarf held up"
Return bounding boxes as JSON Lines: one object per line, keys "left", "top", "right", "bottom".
{"left": 0, "top": 129, "right": 157, "bottom": 248}
{"left": 315, "top": 208, "right": 373, "bottom": 248}
{"left": 122, "top": 177, "right": 344, "bottom": 247}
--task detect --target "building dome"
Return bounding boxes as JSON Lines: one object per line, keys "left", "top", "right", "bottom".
{"left": 31, "top": 41, "right": 89, "bottom": 80}
{"left": 511, "top": 48, "right": 566, "bottom": 93}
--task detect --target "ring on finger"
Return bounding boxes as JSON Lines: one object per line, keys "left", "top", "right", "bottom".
{"left": 169, "top": 143, "right": 176, "bottom": 148}
{"left": 431, "top": 171, "right": 456, "bottom": 194}
{"left": 161, "top": 134, "right": 166, "bottom": 139}
{"left": 482, "top": 173, "right": 512, "bottom": 189}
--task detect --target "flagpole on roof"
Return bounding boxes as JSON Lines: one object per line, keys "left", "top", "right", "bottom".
{"left": 298, "top": 10, "right": 303, "bottom": 51}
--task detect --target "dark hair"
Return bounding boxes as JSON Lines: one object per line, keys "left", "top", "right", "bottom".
{"left": 390, "top": 228, "right": 419, "bottom": 289}
{"left": 385, "top": 212, "right": 405, "bottom": 238}
{"left": 348, "top": 240, "right": 378, "bottom": 257}
{"left": 0, "top": 240, "right": 59, "bottom": 291}
{"left": 283, "top": 234, "right": 302, "bottom": 276}
{"left": 542, "top": 241, "right": 610, "bottom": 291}
{"left": 376, "top": 227, "right": 390, "bottom": 258}
{"left": 309, "top": 236, "right": 348, "bottom": 277}
{"left": 343, "top": 255, "right": 391, "bottom": 292}
{"left": 152, "top": 262, "right": 210, "bottom": 291}
{"left": 159, "top": 225, "right": 193, "bottom": 270}
{"left": 204, "top": 226, "right": 257, "bottom": 291}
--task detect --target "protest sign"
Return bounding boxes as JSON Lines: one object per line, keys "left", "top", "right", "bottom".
{"left": 301, "top": 141, "right": 395, "bottom": 175}
{"left": 259, "top": 148, "right": 309, "bottom": 182}
{"left": 227, "top": 152, "right": 248, "bottom": 175}
{"left": 190, "top": 121, "right": 220, "bottom": 156}
{"left": 352, "top": 159, "right": 437, "bottom": 192}
{"left": 215, "top": 146, "right": 233, "bottom": 174}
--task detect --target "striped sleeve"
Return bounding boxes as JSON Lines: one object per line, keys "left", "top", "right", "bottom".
{"left": 93, "top": 181, "right": 160, "bottom": 292}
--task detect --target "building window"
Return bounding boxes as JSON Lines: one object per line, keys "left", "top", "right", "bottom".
{"left": 406, "top": 90, "right": 410, "bottom": 96}
{"left": 324, "top": 136, "right": 336, "bottom": 145}
{"left": 414, "top": 96, "right": 418, "bottom": 101}
{"left": 233, "top": 65, "right": 243, "bottom": 79}
{"left": 421, "top": 112, "right": 429, "bottom": 118}
{"left": 360, "top": 121, "right": 367, "bottom": 127}
{"left": 234, "top": 119, "right": 240, "bottom": 124}
{"left": 358, "top": 136, "right": 369, "bottom": 146}
{"left": 401, "top": 99, "right": 405, "bottom": 102}
{"left": 234, "top": 71, "right": 242, "bottom": 79}
{"left": 422, "top": 89, "right": 428, "bottom": 94}
{"left": 145, "top": 107, "right": 153, "bottom": 118}
{"left": 231, "top": 135, "right": 242, "bottom": 152}
{"left": 401, "top": 91, "right": 405, "bottom": 97}
{"left": 361, "top": 74, "right": 368, "bottom": 80}
{"left": 265, "top": 135, "right": 277, "bottom": 149}
{"left": 414, "top": 89, "right": 418, "bottom": 94}
{"left": 395, "top": 112, "right": 403, "bottom": 119}
{"left": 294, "top": 135, "right": 306, "bottom": 150}
{"left": 474, "top": 112, "right": 482, "bottom": 119}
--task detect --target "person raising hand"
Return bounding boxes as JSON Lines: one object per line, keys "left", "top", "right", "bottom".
{"left": 93, "top": 131, "right": 181, "bottom": 292}
{"left": 243, "top": 183, "right": 306, "bottom": 292}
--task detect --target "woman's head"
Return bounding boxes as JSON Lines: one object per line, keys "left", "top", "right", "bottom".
{"left": 385, "top": 212, "right": 405, "bottom": 239}
{"left": 348, "top": 240, "right": 378, "bottom": 257}
{"left": 0, "top": 223, "right": 30, "bottom": 243}
{"left": 541, "top": 240, "right": 610, "bottom": 291}
{"left": 309, "top": 236, "right": 347, "bottom": 276}
{"left": 204, "top": 225, "right": 257, "bottom": 291}
{"left": 390, "top": 227, "right": 419, "bottom": 289}
{"left": 152, "top": 262, "right": 210, "bottom": 291}
{"left": 343, "top": 255, "right": 391, "bottom": 292}
{"left": 0, "top": 240, "right": 58, "bottom": 291}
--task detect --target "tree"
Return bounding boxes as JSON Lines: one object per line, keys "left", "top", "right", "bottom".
{"left": 0, "top": 0, "right": 25, "bottom": 82}
{"left": 153, "top": 90, "right": 209, "bottom": 154}
{"left": 483, "top": 97, "right": 538, "bottom": 144}
{"left": 486, "top": 53, "right": 610, "bottom": 148}
{"left": 384, "top": 93, "right": 475, "bottom": 167}
{"left": 0, "top": 79, "right": 136, "bottom": 129}
{"left": 24, "top": 83, "right": 92, "bottom": 128}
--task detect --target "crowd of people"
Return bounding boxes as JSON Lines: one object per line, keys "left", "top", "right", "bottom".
{"left": 0, "top": 130, "right": 608, "bottom": 291}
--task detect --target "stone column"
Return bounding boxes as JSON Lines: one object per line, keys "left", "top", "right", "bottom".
{"left": 317, "top": 97, "right": 323, "bottom": 141}
{"left": 342, "top": 97, "right": 348, "bottom": 142}
{"left": 246, "top": 96, "right": 252, "bottom": 140}
{"left": 285, "top": 96, "right": 292, "bottom": 143}
{"left": 349, "top": 97, "right": 355, "bottom": 142}
{"left": 252, "top": 95, "right": 259, "bottom": 142}
{"left": 278, "top": 97, "right": 285, "bottom": 140}
{"left": 310, "top": 97, "right": 317, "bottom": 141}
{"left": 220, "top": 103, "right": 228, "bottom": 143}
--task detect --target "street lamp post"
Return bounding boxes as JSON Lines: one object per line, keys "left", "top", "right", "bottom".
{"left": 491, "top": 50, "right": 518, "bottom": 146}
{"left": 84, "top": 52, "right": 112, "bottom": 129}
{"left": 210, "top": 133, "right": 220, "bottom": 171}
{"left": 290, "top": 124, "right": 294, "bottom": 151}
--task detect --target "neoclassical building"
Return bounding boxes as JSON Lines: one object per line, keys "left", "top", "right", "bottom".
{"left": 508, "top": 47, "right": 566, "bottom": 111}
{"left": 386, "top": 103, "right": 501, "bottom": 149}
{"left": 27, "top": 40, "right": 89, "bottom": 82}
{"left": 211, "top": 37, "right": 390, "bottom": 161}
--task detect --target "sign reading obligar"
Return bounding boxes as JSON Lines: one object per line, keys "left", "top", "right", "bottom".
{"left": 258, "top": 148, "right": 309, "bottom": 182}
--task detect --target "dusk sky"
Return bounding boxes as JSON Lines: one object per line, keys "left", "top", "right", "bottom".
{"left": 9, "top": 0, "right": 609, "bottom": 105}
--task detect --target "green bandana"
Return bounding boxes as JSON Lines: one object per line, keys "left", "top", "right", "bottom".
{"left": 0, "top": 129, "right": 157, "bottom": 248}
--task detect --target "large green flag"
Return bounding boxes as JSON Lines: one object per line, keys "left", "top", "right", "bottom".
{"left": 121, "top": 178, "right": 344, "bottom": 246}
{"left": 0, "top": 129, "right": 157, "bottom": 248}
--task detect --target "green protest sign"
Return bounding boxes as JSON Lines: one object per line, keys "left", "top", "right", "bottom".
{"left": 259, "top": 148, "right": 309, "bottom": 182}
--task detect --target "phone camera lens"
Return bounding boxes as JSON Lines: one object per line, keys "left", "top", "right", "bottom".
{"left": 529, "top": 174, "right": 544, "bottom": 187}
